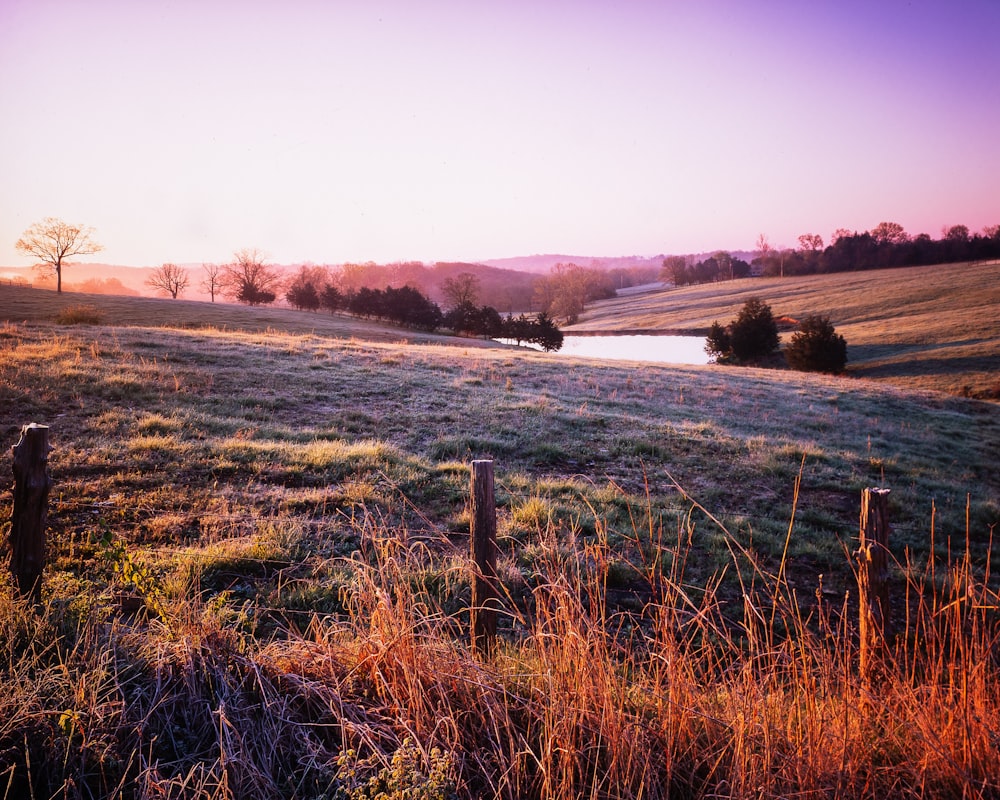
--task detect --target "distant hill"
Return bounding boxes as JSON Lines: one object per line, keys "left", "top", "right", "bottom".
{"left": 481, "top": 251, "right": 757, "bottom": 274}
{"left": 481, "top": 254, "right": 663, "bottom": 273}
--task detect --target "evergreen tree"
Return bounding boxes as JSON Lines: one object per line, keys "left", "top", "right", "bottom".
{"left": 728, "top": 297, "right": 779, "bottom": 362}
{"left": 785, "top": 315, "right": 848, "bottom": 373}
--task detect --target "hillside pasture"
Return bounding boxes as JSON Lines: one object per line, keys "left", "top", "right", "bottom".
{"left": 1, "top": 280, "right": 999, "bottom": 797}
{"left": 566, "top": 260, "right": 1000, "bottom": 398}
{"left": 0, "top": 283, "right": 505, "bottom": 346}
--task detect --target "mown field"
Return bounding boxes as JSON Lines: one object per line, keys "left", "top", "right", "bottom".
{"left": 1, "top": 279, "right": 999, "bottom": 798}
{"left": 566, "top": 259, "right": 1000, "bottom": 399}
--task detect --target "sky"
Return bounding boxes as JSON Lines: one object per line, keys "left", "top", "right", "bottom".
{"left": 1, "top": 0, "right": 998, "bottom": 268}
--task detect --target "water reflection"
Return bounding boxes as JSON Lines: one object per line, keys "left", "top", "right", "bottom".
{"left": 503, "top": 334, "right": 710, "bottom": 365}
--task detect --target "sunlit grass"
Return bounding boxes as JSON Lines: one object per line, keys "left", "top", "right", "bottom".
{"left": 2, "top": 498, "right": 997, "bottom": 798}
{"left": 0, "top": 290, "right": 998, "bottom": 797}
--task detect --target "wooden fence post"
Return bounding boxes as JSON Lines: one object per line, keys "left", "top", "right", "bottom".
{"left": 470, "top": 459, "right": 498, "bottom": 656}
{"left": 857, "top": 487, "right": 891, "bottom": 676}
{"left": 10, "top": 424, "right": 52, "bottom": 607}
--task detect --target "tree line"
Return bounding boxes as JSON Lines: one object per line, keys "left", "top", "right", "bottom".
{"left": 662, "top": 222, "right": 1000, "bottom": 286}
{"left": 16, "top": 216, "right": 998, "bottom": 331}
{"left": 5, "top": 217, "right": 706, "bottom": 325}
{"left": 280, "top": 260, "right": 564, "bottom": 350}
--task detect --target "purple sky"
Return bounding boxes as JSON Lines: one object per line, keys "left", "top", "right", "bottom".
{"left": 1, "top": 0, "right": 998, "bottom": 267}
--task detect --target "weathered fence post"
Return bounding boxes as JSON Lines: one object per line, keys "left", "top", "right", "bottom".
{"left": 470, "top": 459, "right": 498, "bottom": 656}
{"left": 10, "top": 424, "right": 52, "bottom": 607}
{"left": 857, "top": 487, "right": 891, "bottom": 676}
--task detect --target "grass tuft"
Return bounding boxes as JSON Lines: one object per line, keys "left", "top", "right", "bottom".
{"left": 54, "top": 303, "right": 105, "bottom": 325}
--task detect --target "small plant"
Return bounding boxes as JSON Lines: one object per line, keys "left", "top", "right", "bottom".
{"left": 99, "top": 529, "right": 167, "bottom": 620}
{"left": 55, "top": 304, "right": 104, "bottom": 325}
{"left": 785, "top": 314, "right": 848, "bottom": 373}
{"left": 505, "top": 495, "right": 555, "bottom": 538}
{"left": 335, "top": 739, "right": 457, "bottom": 800}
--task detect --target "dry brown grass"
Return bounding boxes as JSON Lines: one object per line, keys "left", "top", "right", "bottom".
{"left": 1, "top": 295, "right": 998, "bottom": 797}
{"left": 1, "top": 496, "right": 997, "bottom": 799}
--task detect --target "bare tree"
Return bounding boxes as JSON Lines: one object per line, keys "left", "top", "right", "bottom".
{"left": 756, "top": 233, "right": 772, "bottom": 260}
{"left": 797, "top": 233, "right": 824, "bottom": 251}
{"left": 754, "top": 233, "right": 774, "bottom": 276}
{"left": 285, "top": 264, "right": 329, "bottom": 311}
{"left": 713, "top": 251, "right": 733, "bottom": 280}
{"left": 441, "top": 272, "right": 481, "bottom": 310}
{"left": 660, "top": 255, "right": 688, "bottom": 285}
{"left": 830, "top": 228, "right": 853, "bottom": 245}
{"left": 337, "top": 262, "right": 378, "bottom": 293}
{"left": 222, "top": 248, "right": 282, "bottom": 305}
{"left": 146, "top": 263, "right": 190, "bottom": 299}
{"left": 200, "top": 263, "right": 223, "bottom": 302}
{"left": 15, "top": 217, "right": 104, "bottom": 293}
{"left": 532, "top": 263, "right": 613, "bottom": 325}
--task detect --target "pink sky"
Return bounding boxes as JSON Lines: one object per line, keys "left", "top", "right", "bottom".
{"left": 1, "top": 0, "right": 998, "bottom": 267}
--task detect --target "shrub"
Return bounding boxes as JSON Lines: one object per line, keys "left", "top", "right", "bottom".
{"left": 705, "top": 297, "right": 779, "bottom": 364}
{"left": 531, "top": 312, "right": 564, "bottom": 352}
{"left": 705, "top": 320, "right": 731, "bottom": 361}
{"left": 285, "top": 278, "right": 321, "bottom": 311}
{"left": 320, "top": 283, "right": 344, "bottom": 313}
{"left": 55, "top": 304, "right": 104, "bottom": 325}
{"left": 729, "top": 297, "right": 780, "bottom": 362}
{"left": 499, "top": 312, "right": 564, "bottom": 351}
{"left": 237, "top": 285, "right": 277, "bottom": 305}
{"left": 785, "top": 315, "right": 848, "bottom": 373}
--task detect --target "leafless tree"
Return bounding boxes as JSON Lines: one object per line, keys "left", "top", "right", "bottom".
{"left": 15, "top": 217, "right": 104, "bottom": 293}
{"left": 221, "top": 248, "right": 282, "bottom": 305}
{"left": 756, "top": 233, "right": 772, "bottom": 261}
{"left": 713, "top": 250, "right": 733, "bottom": 280}
{"left": 284, "top": 264, "right": 329, "bottom": 311}
{"left": 441, "top": 272, "right": 481, "bottom": 309}
{"left": 660, "top": 255, "right": 688, "bottom": 285}
{"left": 830, "top": 228, "right": 853, "bottom": 245}
{"left": 532, "top": 263, "right": 613, "bottom": 324}
{"left": 797, "top": 233, "right": 824, "bottom": 251}
{"left": 200, "top": 263, "right": 223, "bottom": 302}
{"left": 755, "top": 233, "right": 776, "bottom": 276}
{"left": 146, "top": 263, "right": 190, "bottom": 299}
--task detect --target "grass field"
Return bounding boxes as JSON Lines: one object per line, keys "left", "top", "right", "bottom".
{"left": 566, "top": 260, "right": 1000, "bottom": 398}
{"left": 1, "top": 278, "right": 999, "bottom": 798}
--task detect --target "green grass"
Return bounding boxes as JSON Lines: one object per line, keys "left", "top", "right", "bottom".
{"left": 1, "top": 281, "right": 999, "bottom": 797}
{"left": 2, "top": 309, "right": 995, "bottom": 608}
{"left": 567, "top": 260, "right": 1000, "bottom": 398}
{"left": 0, "top": 283, "right": 503, "bottom": 346}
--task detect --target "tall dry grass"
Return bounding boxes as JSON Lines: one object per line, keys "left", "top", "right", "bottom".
{"left": 1, "top": 310, "right": 997, "bottom": 797}
{"left": 2, "top": 484, "right": 997, "bottom": 799}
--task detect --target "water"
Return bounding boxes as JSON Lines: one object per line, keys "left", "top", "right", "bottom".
{"left": 503, "top": 334, "right": 710, "bottom": 365}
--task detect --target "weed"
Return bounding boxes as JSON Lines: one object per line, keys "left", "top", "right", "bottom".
{"left": 99, "top": 529, "right": 167, "bottom": 620}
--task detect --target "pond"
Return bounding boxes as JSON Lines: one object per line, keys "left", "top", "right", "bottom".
{"left": 504, "top": 334, "right": 711, "bottom": 365}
